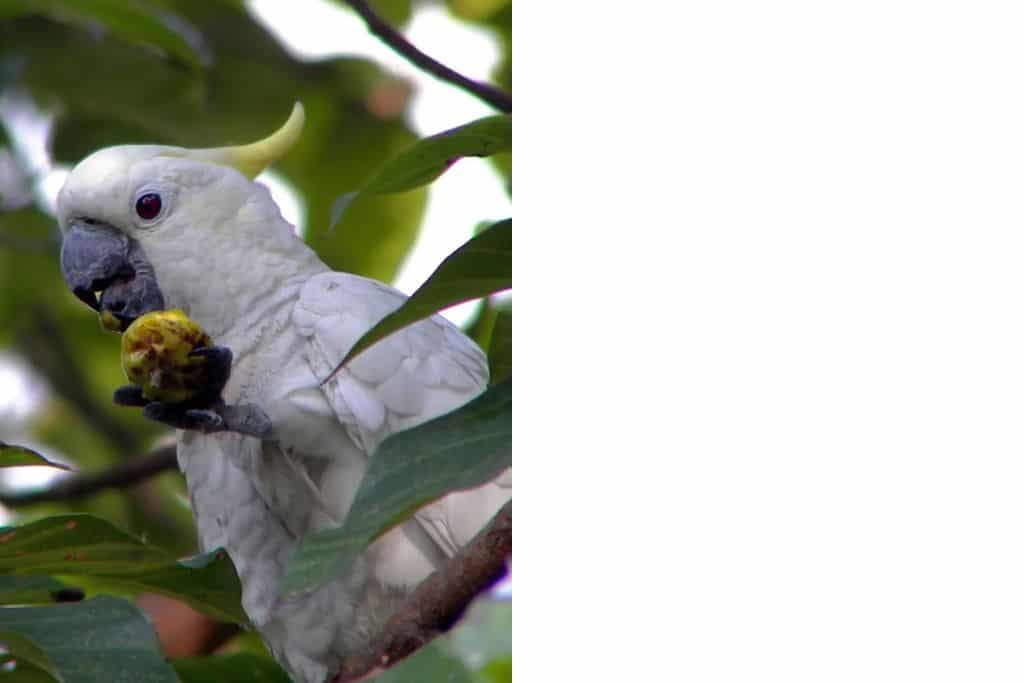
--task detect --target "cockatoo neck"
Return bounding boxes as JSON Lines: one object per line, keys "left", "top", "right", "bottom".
{"left": 179, "top": 240, "right": 325, "bottom": 356}
{"left": 145, "top": 189, "right": 328, "bottom": 356}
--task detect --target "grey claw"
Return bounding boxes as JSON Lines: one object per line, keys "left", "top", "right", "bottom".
{"left": 142, "top": 401, "right": 173, "bottom": 424}
{"left": 188, "top": 345, "right": 233, "bottom": 395}
{"left": 185, "top": 409, "right": 226, "bottom": 433}
{"left": 142, "top": 402, "right": 217, "bottom": 432}
{"left": 138, "top": 398, "right": 272, "bottom": 439}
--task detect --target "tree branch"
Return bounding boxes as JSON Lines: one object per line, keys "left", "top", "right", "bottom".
{"left": 0, "top": 444, "right": 179, "bottom": 506}
{"left": 344, "top": 0, "right": 512, "bottom": 113}
{"left": 334, "top": 501, "right": 512, "bottom": 682}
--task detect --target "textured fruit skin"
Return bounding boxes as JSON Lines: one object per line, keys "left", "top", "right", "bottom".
{"left": 121, "top": 310, "right": 213, "bottom": 403}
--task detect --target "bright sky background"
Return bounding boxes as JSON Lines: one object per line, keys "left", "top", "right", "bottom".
{"left": 0, "top": 1, "right": 510, "bottom": 486}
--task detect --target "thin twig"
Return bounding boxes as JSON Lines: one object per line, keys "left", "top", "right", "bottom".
{"left": 344, "top": 0, "right": 512, "bottom": 113}
{"left": 0, "top": 444, "right": 178, "bottom": 506}
{"left": 334, "top": 501, "right": 512, "bottom": 682}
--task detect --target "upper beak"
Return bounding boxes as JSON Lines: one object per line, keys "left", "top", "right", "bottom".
{"left": 60, "top": 220, "right": 165, "bottom": 331}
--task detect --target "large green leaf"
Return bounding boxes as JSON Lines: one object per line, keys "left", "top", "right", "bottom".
{"left": 325, "top": 218, "right": 511, "bottom": 380}
{"left": 282, "top": 378, "right": 512, "bottom": 595}
{"left": 328, "top": 115, "right": 511, "bottom": 229}
{"left": 89, "top": 549, "right": 246, "bottom": 624}
{"left": 173, "top": 653, "right": 290, "bottom": 683}
{"left": 0, "top": 595, "right": 178, "bottom": 682}
{"left": 0, "top": 575, "right": 77, "bottom": 605}
{"left": 487, "top": 308, "right": 511, "bottom": 386}
{"left": 443, "top": 0, "right": 512, "bottom": 188}
{"left": 0, "top": 515, "right": 166, "bottom": 572}
{"left": 0, "top": 443, "right": 71, "bottom": 470}
{"left": 361, "top": 115, "right": 511, "bottom": 194}
{"left": 344, "top": 114, "right": 512, "bottom": 204}
{"left": 0, "top": 515, "right": 246, "bottom": 623}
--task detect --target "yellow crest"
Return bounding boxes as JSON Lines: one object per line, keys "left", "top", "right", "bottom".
{"left": 190, "top": 102, "right": 304, "bottom": 178}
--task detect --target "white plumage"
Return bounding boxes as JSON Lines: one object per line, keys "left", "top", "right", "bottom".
{"left": 56, "top": 105, "right": 510, "bottom": 682}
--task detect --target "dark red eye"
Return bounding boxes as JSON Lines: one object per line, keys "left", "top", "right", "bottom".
{"left": 135, "top": 193, "right": 162, "bottom": 220}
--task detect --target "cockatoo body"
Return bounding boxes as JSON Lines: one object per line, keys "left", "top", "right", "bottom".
{"left": 56, "top": 104, "right": 510, "bottom": 682}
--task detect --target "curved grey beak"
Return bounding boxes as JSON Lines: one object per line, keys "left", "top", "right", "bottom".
{"left": 60, "top": 220, "right": 165, "bottom": 331}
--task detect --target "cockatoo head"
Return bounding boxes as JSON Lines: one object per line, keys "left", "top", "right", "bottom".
{"left": 57, "top": 103, "right": 305, "bottom": 332}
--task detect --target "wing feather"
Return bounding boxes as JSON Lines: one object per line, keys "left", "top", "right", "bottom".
{"left": 292, "top": 272, "right": 505, "bottom": 565}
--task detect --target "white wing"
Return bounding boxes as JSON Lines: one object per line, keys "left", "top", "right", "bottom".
{"left": 291, "top": 272, "right": 511, "bottom": 570}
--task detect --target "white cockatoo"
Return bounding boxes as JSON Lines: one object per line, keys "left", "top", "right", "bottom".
{"left": 56, "top": 103, "right": 511, "bottom": 682}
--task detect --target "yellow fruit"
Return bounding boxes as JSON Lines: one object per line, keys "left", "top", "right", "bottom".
{"left": 121, "top": 310, "right": 212, "bottom": 403}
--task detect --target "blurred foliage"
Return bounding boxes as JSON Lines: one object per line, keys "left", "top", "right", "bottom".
{"left": 0, "top": 0, "right": 511, "bottom": 679}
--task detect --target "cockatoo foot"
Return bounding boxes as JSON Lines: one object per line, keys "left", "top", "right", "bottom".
{"left": 131, "top": 398, "right": 274, "bottom": 439}
{"left": 113, "top": 342, "right": 274, "bottom": 439}
{"left": 187, "top": 345, "right": 233, "bottom": 396}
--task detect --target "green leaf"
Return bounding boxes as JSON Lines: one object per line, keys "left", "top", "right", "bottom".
{"left": 487, "top": 309, "right": 511, "bottom": 386}
{"left": 0, "top": 596, "right": 178, "bottom": 682}
{"left": 282, "top": 378, "right": 512, "bottom": 595}
{"left": 0, "top": 575, "right": 78, "bottom": 606}
{"left": 360, "top": 115, "right": 512, "bottom": 195}
{"left": 173, "top": 653, "right": 291, "bottom": 683}
{"left": 328, "top": 115, "right": 510, "bottom": 231}
{"left": 325, "top": 219, "right": 511, "bottom": 380}
{"left": 2, "top": 0, "right": 206, "bottom": 71}
{"left": 0, "top": 515, "right": 246, "bottom": 623}
{"left": 0, "top": 443, "right": 72, "bottom": 471}
{"left": 0, "top": 515, "right": 167, "bottom": 572}
{"left": 89, "top": 549, "right": 246, "bottom": 624}
{"left": 0, "top": 629, "right": 62, "bottom": 682}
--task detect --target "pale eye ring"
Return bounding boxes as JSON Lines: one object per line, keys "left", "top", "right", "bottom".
{"left": 135, "top": 193, "right": 162, "bottom": 220}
